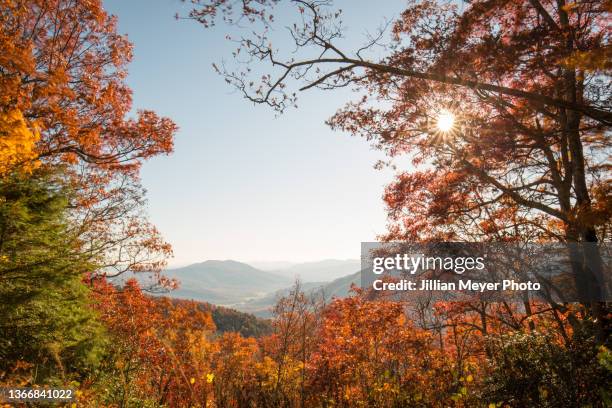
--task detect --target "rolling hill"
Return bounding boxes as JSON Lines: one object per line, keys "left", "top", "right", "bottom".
{"left": 150, "top": 260, "right": 293, "bottom": 306}
{"left": 120, "top": 259, "right": 363, "bottom": 318}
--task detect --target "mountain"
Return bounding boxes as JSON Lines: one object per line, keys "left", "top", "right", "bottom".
{"left": 161, "top": 260, "right": 293, "bottom": 306}
{"left": 262, "top": 259, "right": 361, "bottom": 282}
{"left": 234, "top": 270, "right": 362, "bottom": 317}
{"left": 109, "top": 260, "right": 362, "bottom": 334}
{"left": 320, "top": 271, "right": 361, "bottom": 298}
{"left": 116, "top": 259, "right": 363, "bottom": 317}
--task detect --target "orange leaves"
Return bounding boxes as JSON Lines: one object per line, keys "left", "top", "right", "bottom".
{"left": 1, "top": 0, "right": 178, "bottom": 275}
{"left": 307, "top": 294, "right": 444, "bottom": 405}
{"left": 118, "top": 109, "right": 177, "bottom": 162}
{"left": 86, "top": 278, "right": 586, "bottom": 406}
{"left": 1, "top": 0, "right": 134, "bottom": 166}
{"left": 92, "top": 278, "right": 217, "bottom": 406}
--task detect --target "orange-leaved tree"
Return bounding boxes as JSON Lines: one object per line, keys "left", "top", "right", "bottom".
{"left": 185, "top": 0, "right": 611, "bottom": 338}
{"left": 0, "top": 0, "right": 177, "bottom": 276}
{"left": 92, "top": 279, "right": 216, "bottom": 407}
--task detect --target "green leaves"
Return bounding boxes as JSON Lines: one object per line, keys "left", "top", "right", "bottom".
{"left": 0, "top": 169, "right": 106, "bottom": 385}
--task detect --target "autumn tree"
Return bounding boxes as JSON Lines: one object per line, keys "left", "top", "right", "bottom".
{"left": 483, "top": 331, "right": 612, "bottom": 407}
{"left": 186, "top": 0, "right": 611, "bottom": 242}
{"left": 0, "top": 0, "right": 177, "bottom": 276}
{"left": 265, "top": 281, "right": 323, "bottom": 407}
{"left": 92, "top": 279, "right": 216, "bottom": 407}
{"left": 210, "top": 332, "right": 262, "bottom": 406}
{"left": 186, "top": 0, "right": 610, "bottom": 337}
{"left": 305, "top": 290, "right": 459, "bottom": 406}
{"left": 0, "top": 0, "right": 178, "bottom": 391}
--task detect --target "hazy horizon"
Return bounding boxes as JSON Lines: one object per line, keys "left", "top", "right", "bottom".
{"left": 167, "top": 257, "right": 361, "bottom": 270}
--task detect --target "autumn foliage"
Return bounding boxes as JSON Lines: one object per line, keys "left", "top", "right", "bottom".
{"left": 72, "top": 279, "right": 609, "bottom": 407}
{"left": 1, "top": 0, "right": 176, "bottom": 171}
{"left": 1, "top": 0, "right": 177, "bottom": 398}
{"left": 0, "top": 0, "right": 177, "bottom": 276}
{"left": 0, "top": 109, "right": 39, "bottom": 175}
{"left": 1, "top": 0, "right": 610, "bottom": 407}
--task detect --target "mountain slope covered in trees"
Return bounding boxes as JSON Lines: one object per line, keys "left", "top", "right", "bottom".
{"left": 167, "top": 297, "right": 272, "bottom": 337}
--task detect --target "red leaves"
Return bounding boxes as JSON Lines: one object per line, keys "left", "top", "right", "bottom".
{"left": 91, "top": 278, "right": 216, "bottom": 406}
{"left": 382, "top": 170, "right": 476, "bottom": 241}
{"left": 87, "top": 279, "right": 578, "bottom": 406}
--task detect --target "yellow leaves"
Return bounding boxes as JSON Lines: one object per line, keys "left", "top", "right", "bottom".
{"left": 190, "top": 377, "right": 196, "bottom": 384}
{"left": 563, "top": 48, "right": 612, "bottom": 72}
{"left": 459, "top": 372, "right": 473, "bottom": 383}
{"left": 292, "top": 361, "right": 305, "bottom": 372}
{"left": 206, "top": 373, "right": 214, "bottom": 383}
{"left": 597, "top": 345, "right": 612, "bottom": 369}
{"left": 561, "top": 2, "right": 577, "bottom": 12}
{"left": 0, "top": 109, "right": 39, "bottom": 176}
{"left": 451, "top": 385, "right": 468, "bottom": 402}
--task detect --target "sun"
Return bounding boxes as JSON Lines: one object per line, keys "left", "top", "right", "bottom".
{"left": 436, "top": 110, "right": 456, "bottom": 133}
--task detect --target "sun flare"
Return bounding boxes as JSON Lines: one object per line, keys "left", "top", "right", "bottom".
{"left": 436, "top": 110, "right": 455, "bottom": 133}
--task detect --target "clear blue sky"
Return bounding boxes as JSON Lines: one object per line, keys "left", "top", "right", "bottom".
{"left": 103, "top": 0, "right": 406, "bottom": 267}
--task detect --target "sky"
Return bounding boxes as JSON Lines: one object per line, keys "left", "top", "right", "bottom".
{"left": 103, "top": 0, "right": 407, "bottom": 267}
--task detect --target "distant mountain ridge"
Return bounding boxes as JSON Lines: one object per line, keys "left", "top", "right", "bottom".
{"left": 249, "top": 261, "right": 295, "bottom": 271}
{"left": 171, "top": 260, "right": 286, "bottom": 287}
{"left": 161, "top": 260, "right": 292, "bottom": 306}
{"left": 141, "top": 259, "right": 362, "bottom": 316}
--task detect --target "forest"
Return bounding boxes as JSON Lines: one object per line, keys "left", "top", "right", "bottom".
{"left": 0, "top": 0, "right": 610, "bottom": 407}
